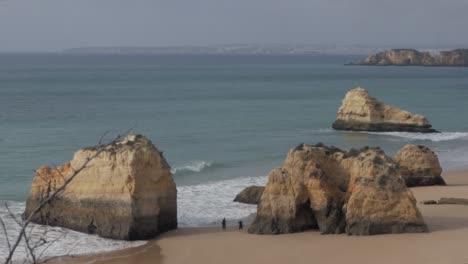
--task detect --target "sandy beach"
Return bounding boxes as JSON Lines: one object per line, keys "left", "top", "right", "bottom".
{"left": 51, "top": 170, "right": 468, "bottom": 264}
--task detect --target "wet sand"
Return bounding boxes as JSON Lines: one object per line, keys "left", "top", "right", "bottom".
{"left": 53, "top": 170, "right": 468, "bottom": 264}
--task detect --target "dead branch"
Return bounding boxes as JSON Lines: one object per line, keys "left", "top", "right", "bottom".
{"left": 3, "top": 130, "right": 133, "bottom": 264}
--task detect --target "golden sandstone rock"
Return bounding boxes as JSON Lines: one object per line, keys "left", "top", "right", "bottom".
{"left": 248, "top": 144, "right": 428, "bottom": 235}
{"left": 332, "top": 87, "right": 437, "bottom": 133}
{"left": 394, "top": 144, "right": 445, "bottom": 187}
{"left": 24, "top": 135, "right": 177, "bottom": 240}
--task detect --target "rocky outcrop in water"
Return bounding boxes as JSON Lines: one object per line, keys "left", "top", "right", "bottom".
{"left": 358, "top": 49, "right": 436, "bottom": 66}
{"left": 248, "top": 144, "right": 428, "bottom": 236}
{"left": 353, "top": 48, "right": 468, "bottom": 66}
{"left": 439, "top": 49, "right": 468, "bottom": 66}
{"left": 332, "top": 87, "right": 437, "bottom": 133}
{"left": 24, "top": 135, "right": 177, "bottom": 240}
{"left": 234, "top": 186, "right": 265, "bottom": 205}
{"left": 394, "top": 144, "right": 445, "bottom": 187}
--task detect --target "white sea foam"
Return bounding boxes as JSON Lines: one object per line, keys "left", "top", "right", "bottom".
{"left": 369, "top": 131, "right": 468, "bottom": 142}
{"left": 177, "top": 176, "right": 268, "bottom": 227}
{"left": 171, "top": 160, "right": 213, "bottom": 174}
{"left": 0, "top": 201, "right": 146, "bottom": 262}
{"left": 0, "top": 175, "right": 268, "bottom": 261}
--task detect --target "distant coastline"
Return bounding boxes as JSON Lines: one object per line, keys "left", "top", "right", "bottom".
{"left": 62, "top": 44, "right": 380, "bottom": 56}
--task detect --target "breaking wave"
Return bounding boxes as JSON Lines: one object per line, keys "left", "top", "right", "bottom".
{"left": 171, "top": 161, "right": 214, "bottom": 174}
{"left": 370, "top": 131, "right": 468, "bottom": 142}
{"left": 177, "top": 175, "right": 267, "bottom": 227}
{"left": 0, "top": 201, "right": 146, "bottom": 262}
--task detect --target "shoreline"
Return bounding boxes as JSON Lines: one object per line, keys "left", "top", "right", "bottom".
{"left": 49, "top": 169, "right": 468, "bottom": 264}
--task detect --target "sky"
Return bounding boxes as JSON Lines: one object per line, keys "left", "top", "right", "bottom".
{"left": 0, "top": 0, "right": 467, "bottom": 51}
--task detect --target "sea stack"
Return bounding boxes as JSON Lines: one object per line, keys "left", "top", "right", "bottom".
{"left": 394, "top": 144, "right": 446, "bottom": 187}
{"left": 352, "top": 48, "right": 468, "bottom": 66}
{"left": 248, "top": 144, "right": 428, "bottom": 235}
{"left": 24, "top": 134, "right": 177, "bottom": 240}
{"left": 332, "top": 87, "right": 437, "bottom": 133}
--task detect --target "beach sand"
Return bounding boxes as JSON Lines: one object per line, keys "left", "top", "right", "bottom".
{"left": 52, "top": 170, "right": 468, "bottom": 264}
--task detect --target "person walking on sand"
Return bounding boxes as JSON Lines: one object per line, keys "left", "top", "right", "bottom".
{"left": 238, "top": 220, "right": 243, "bottom": 231}
{"left": 222, "top": 218, "right": 226, "bottom": 230}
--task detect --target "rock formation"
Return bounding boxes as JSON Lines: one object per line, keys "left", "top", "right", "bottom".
{"left": 24, "top": 135, "right": 177, "bottom": 240}
{"left": 358, "top": 49, "right": 436, "bottom": 66}
{"left": 394, "top": 144, "right": 445, "bottom": 187}
{"left": 353, "top": 48, "right": 468, "bottom": 66}
{"left": 248, "top": 144, "right": 428, "bottom": 236}
{"left": 439, "top": 49, "right": 468, "bottom": 66}
{"left": 332, "top": 87, "right": 437, "bottom": 133}
{"left": 234, "top": 186, "right": 265, "bottom": 205}
{"left": 344, "top": 148, "right": 428, "bottom": 235}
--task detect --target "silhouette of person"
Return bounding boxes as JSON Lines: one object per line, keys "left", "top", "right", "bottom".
{"left": 238, "top": 220, "right": 243, "bottom": 231}
{"left": 222, "top": 218, "right": 226, "bottom": 230}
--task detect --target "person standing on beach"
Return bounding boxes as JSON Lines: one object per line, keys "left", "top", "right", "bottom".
{"left": 222, "top": 218, "right": 226, "bottom": 230}
{"left": 238, "top": 220, "right": 243, "bottom": 231}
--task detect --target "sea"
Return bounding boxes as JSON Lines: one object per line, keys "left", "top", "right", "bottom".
{"left": 1, "top": 53, "right": 468, "bottom": 260}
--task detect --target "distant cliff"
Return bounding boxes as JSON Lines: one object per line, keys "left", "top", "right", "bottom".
{"left": 352, "top": 49, "right": 468, "bottom": 66}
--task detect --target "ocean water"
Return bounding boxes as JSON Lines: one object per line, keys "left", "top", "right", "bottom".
{"left": 1, "top": 53, "right": 468, "bottom": 260}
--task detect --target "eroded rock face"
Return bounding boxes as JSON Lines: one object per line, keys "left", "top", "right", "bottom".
{"left": 234, "top": 186, "right": 265, "bottom": 205}
{"left": 359, "top": 49, "right": 436, "bottom": 66}
{"left": 344, "top": 148, "right": 428, "bottom": 235}
{"left": 332, "top": 87, "right": 437, "bottom": 133}
{"left": 439, "top": 49, "right": 468, "bottom": 66}
{"left": 394, "top": 144, "right": 445, "bottom": 187}
{"left": 248, "top": 144, "right": 428, "bottom": 236}
{"left": 24, "top": 135, "right": 177, "bottom": 240}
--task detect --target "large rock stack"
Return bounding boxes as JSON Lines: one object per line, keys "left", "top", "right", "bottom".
{"left": 24, "top": 134, "right": 177, "bottom": 240}
{"left": 332, "top": 87, "right": 437, "bottom": 133}
{"left": 248, "top": 144, "right": 428, "bottom": 236}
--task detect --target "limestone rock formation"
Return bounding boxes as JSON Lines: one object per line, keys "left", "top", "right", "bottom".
{"left": 344, "top": 148, "right": 428, "bottom": 235}
{"left": 248, "top": 144, "right": 428, "bottom": 236}
{"left": 353, "top": 48, "right": 468, "bottom": 66}
{"left": 394, "top": 144, "right": 445, "bottom": 187}
{"left": 358, "top": 49, "right": 436, "bottom": 66}
{"left": 24, "top": 134, "right": 177, "bottom": 240}
{"left": 332, "top": 87, "right": 437, "bottom": 133}
{"left": 439, "top": 49, "right": 468, "bottom": 66}
{"left": 234, "top": 186, "right": 265, "bottom": 205}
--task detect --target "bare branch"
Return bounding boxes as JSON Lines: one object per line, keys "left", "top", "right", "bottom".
{"left": 0, "top": 217, "right": 12, "bottom": 264}
{"left": 3, "top": 131, "right": 132, "bottom": 264}
{"left": 37, "top": 231, "right": 66, "bottom": 262}
{"left": 5, "top": 204, "right": 37, "bottom": 263}
{"left": 98, "top": 131, "right": 109, "bottom": 146}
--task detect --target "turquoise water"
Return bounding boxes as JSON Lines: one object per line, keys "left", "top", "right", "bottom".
{"left": 1, "top": 54, "right": 468, "bottom": 198}
{"left": 1, "top": 54, "right": 468, "bottom": 258}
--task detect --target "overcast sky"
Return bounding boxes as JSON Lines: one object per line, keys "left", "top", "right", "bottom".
{"left": 0, "top": 0, "right": 467, "bottom": 51}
